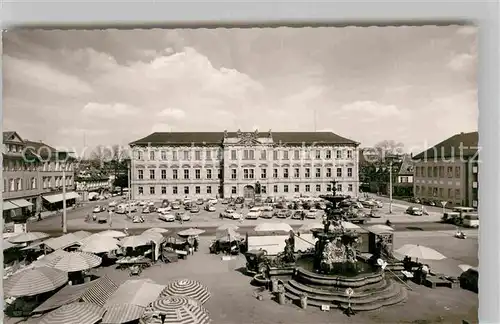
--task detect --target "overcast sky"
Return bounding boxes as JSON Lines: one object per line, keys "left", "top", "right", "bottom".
{"left": 3, "top": 26, "right": 477, "bottom": 155}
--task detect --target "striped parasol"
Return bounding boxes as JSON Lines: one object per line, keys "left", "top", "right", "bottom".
{"left": 4, "top": 266, "right": 68, "bottom": 297}
{"left": 142, "top": 299, "right": 211, "bottom": 324}
{"left": 31, "top": 250, "right": 71, "bottom": 268}
{"left": 8, "top": 231, "right": 50, "bottom": 243}
{"left": 80, "top": 236, "right": 120, "bottom": 254}
{"left": 119, "top": 235, "right": 153, "bottom": 248}
{"left": 150, "top": 296, "right": 209, "bottom": 315}
{"left": 160, "top": 279, "right": 211, "bottom": 305}
{"left": 97, "top": 230, "right": 127, "bottom": 238}
{"left": 143, "top": 228, "right": 169, "bottom": 235}
{"left": 102, "top": 304, "right": 145, "bottom": 323}
{"left": 46, "top": 251, "right": 102, "bottom": 272}
{"left": 39, "top": 302, "right": 105, "bottom": 324}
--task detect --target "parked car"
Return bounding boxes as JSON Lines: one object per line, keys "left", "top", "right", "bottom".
{"left": 305, "top": 209, "right": 317, "bottom": 219}
{"left": 463, "top": 213, "right": 479, "bottom": 228}
{"left": 93, "top": 205, "right": 105, "bottom": 213}
{"left": 291, "top": 210, "right": 304, "bottom": 220}
{"left": 189, "top": 206, "right": 199, "bottom": 213}
{"left": 235, "top": 197, "right": 245, "bottom": 204}
{"left": 360, "top": 200, "right": 376, "bottom": 208}
{"left": 142, "top": 207, "right": 151, "bottom": 214}
{"left": 138, "top": 201, "right": 146, "bottom": 206}
{"left": 205, "top": 204, "right": 216, "bottom": 212}
{"left": 208, "top": 198, "right": 218, "bottom": 205}
{"left": 373, "top": 200, "right": 384, "bottom": 208}
{"left": 221, "top": 199, "right": 230, "bottom": 204}
{"left": 108, "top": 201, "right": 118, "bottom": 208}
{"left": 261, "top": 205, "right": 273, "bottom": 212}
{"left": 158, "top": 213, "right": 175, "bottom": 222}
{"left": 171, "top": 203, "right": 180, "bottom": 210}
{"left": 175, "top": 212, "right": 191, "bottom": 222}
{"left": 246, "top": 207, "right": 262, "bottom": 219}
{"left": 406, "top": 206, "right": 423, "bottom": 216}
{"left": 422, "top": 199, "right": 436, "bottom": 206}
{"left": 260, "top": 211, "right": 273, "bottom": 219}
{"left": 222, "top": 210, "right": 242, "bottom": 220}
{"left": 196, "top": 199, "right": 204, "bottom": 205}
{"left": 265, "top": 196, "right": 274, "bottom": 204}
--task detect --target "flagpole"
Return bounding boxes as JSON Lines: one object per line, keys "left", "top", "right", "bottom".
{"left": 62, "top": 165, "right": 67, "bottom": 234}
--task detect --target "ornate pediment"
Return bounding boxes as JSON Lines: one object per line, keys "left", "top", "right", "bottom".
{"left": 235, "top": 131, "right": 261, "bottom": 146}
{"left": 242, "top": 164, "right": 256, "bottom": 168}
{"left": 147, "top": 165, "right": 156, "bottom": 169}
{"left": 303, "top": 163, "right": 312, "bottom": 167}
{"left": 292, "top": 163, "right": 301, "bottom": 167}
{"left": 159, "top": 164, "right": 169, "bottom": 168}
{"left": 170, "top": 164, "right": 179, "bottom": 168}
{"left": 182, "top": 164, "right": 191, "bottom": 168}
{"left": 259, "top": 164, "right": 268, "bottom": 168}
{"left": 193, "top": 164, "right": 203, "bottom": 168}
{"left": 314, "top": 163, "right": 323, "bottom": 167}
{"left": 205, "top": 164, "right": 213, "bottom": 168}
{"left": 229, "top": 163, "right": 238, "bottom": 168}
{"left": 281, "top": 164, "right": 290, "bottom": 168}
{"left": 136, "top": 164, "right": 145, "bottom": 169}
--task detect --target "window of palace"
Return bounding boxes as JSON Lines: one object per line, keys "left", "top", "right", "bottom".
{"left": 326, "top": 150, "right": 331, "bottom": 159}
{"left": 305, "top": 168, "right": 310, "bottom": 178}
{"left": 161, "top": 150, "right": 167, "bottom": 160}
{"left": 316, "top": 184, "right": 321, "bottom": 192}
{"left": 184, "top": 186, "right": 189, "bottom": 194}
{"left": 347, "top": 167, "right": 353, "bottom": 177}
{"left": 348, "top": 184, "right": 353, "bottom": 191}
{"left": 138, "top": 186, "right": 143, "bottom": 194}
{"left": 161, "top": 169, "right": 167, "bottom": 179}
{"left": 207, "top": 186, "right": 212, "bottom": 194}
{"left": 161, "top": 186, "right": 167, "bottom": 194}
{"left": 326, "top": 168, "right": 331, "bottom": 177}
{"left": 173, "top": 186, "right": 178, "bottom": 194}
{"left": 173, "top": 170, "right": 178, "bottom": 179}
{"left": 195, "top": 169, "right": 201, "bottom": 179}
{"left": 336, "top": 168, "right": 342, "bottom": 177}
{"left": 232, "top": 186, "right": 237, "bottom": 194}
{"left": 150, "top": 187, "right": 155, "bottom": 194}
{"left": 315, "top": 168, "right": 321, "bottom": 178}
{"left": 195, "top": 186, "right": 201, "bottom": 194}
{"left": 305, "top": 185, "right": 310, "bottom": 192}
{"left": 273, "top": 185, "right": 278, "bottom": 193}
{"left": 184, "top": 169, "right": 189, "bottom": 179}
{"left": 284, "top": 185, "right": 289, "bottom": 193}
{"left": 149, "top": 170, "right": 155, "bottom": 180}
{"left": 138, "top": 170, "right": 144, "bottom": 179}
{"left": 195, "top": 150, "right": 201, "bottom": 160}
{"left": 207, "top": 169, "right": 212, "bottom": 179}
{"left": 294, "top": 168, "right": 300, "bottom": 178}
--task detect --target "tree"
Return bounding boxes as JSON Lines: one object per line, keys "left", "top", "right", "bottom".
{"left": 113, "top": 174, "right": 129, "bottom": 194}
{"left": 373, "top": 140, "right": 405, "bottom": 158}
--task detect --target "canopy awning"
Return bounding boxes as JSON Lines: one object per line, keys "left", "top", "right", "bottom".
{"left": 3, "top": 201, "right": 19, "bottom": 211}
{"left": 43, "top": 192, "right": 80, "bottom": 203}
{"left": 10, "top": 199, "right": 33, "bottom": 208}
{"left": 44, "top": 233, "right": 81, "bottom": 250}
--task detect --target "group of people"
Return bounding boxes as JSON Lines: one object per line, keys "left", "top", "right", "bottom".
{"left": 403, "top": 256, "right": 431, "bottom": 284}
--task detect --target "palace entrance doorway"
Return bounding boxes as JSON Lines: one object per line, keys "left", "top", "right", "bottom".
{"left": 243, "top": 185, "right": 255, "bottom": 200}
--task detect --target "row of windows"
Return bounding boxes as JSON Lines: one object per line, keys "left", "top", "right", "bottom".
{"left": 3, "top": 160, "right": 75, "bottom": 173}
{"left": 137, "top": 183, "right": 354, "bottom": 195}
{"left": 415, "top": 166, "right": 461, "bottom": 178}
{"left": 137, "top": 167, "right": 355, "bottom": 180}
{"left": 415, "top": 186, "right": 461, "bottom": 199}
{"left": 3, "top": 176, "right": 73, "bottom": 193}
{"left": 136, "top": 148, "right": 355, "bottom": 161}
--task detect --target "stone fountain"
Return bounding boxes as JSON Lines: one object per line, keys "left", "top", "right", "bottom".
{"left": 280, "top": 181, "right": 408, "bottom": 312}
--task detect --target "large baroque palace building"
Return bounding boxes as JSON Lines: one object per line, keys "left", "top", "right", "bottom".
{"left": 129, "top": 130, "right": 360, "bottom": 200}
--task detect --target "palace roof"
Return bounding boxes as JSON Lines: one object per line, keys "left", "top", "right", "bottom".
{"left": 413, "top": 131, "right": 478, "bottom": 160}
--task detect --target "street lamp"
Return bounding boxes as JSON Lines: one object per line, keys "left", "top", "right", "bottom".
{"left": 127, "top": 159, "right": 132, "bottom": 220}
{"left": 440, "top": 200, "right": 447, "bottom": 214}
{"left": 388, "top": 161, "right": 393, "bottom": 214}
{"left": 62, "top": 163, "right": 67, "bottom": 234}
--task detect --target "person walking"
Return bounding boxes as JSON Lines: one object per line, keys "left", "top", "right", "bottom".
{"left": 193, "top": 238, "right": 199, "bottom": 252}
{"left": 108, "top": 209, "right": 113, "bottom": 227}
{"left": 37, "top": 212, "right": 42, "bottom": 221}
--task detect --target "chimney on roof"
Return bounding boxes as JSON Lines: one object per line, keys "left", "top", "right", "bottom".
{"left": 410, "top": 152, "right": 413, "bottom": 158}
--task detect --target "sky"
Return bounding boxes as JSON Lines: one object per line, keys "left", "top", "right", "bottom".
{"left": 3, "top": 26, "right": 477, "bottom": 155}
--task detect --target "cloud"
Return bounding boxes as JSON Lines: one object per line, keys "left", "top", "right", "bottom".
{"left": 3, "top": 55, "right": 92, "bottom": 96}
{"left": 151, "top": 123, "right": 171, "bottom": 132}
{"left": 82, "top": 102, "right": 139, "bottom": 118}
{"left": 340, "top": 101, "right": 402, "bottom": 117}
{"left": 157, "top": 108, "right": 186, "bottom": 120}
{"left": 447, "top": 53, "right": 476, "bottom": 72}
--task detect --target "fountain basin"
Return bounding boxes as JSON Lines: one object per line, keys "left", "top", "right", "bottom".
{"left": 252, "top": 274, "right": 269, "bottom": 286}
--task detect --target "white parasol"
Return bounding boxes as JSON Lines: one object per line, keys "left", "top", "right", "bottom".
{"left": 254, "top": 222, "right": 293, "bottom": 232}
{"left": 96, "top": 230, "right": 127, "bottom": 238}
{"left": 366, "top": 224, "right": 394, "bottom": 233}
{"left": 119, "top": 235, "right": 154, "bottom": 248}
{"left": 80, "top": 236, "right": 120, "bottom": 254}
{"left": 143, "top": 228, "right": 169, "bottom": 235}
{"left": 9, "top": 231, "right": 50, "bottom": 243}
{"left": 394, "top": 244, "right": 446, "bottom": 261}
{"left": 177, "top": 228, "right": 206, "bottom": 237}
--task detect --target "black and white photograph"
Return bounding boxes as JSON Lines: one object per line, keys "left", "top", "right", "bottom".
{"left": 2, "top": 26, "right": 478, "bottom": 323}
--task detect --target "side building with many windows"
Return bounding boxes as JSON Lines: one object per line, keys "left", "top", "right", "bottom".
{"left": 412, "top": 131, "right": 478, "bottom": 208}
{"left": 129, "top": 130, "right": 360, "bottom": 200}
{"left": 2, "top": 131, "right": 79, "bottom": 223}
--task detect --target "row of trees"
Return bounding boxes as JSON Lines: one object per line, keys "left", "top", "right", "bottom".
{"left": 359, "top": 140, "right": 406, "bottom": 196}
{"left": 88, "top": 145, "right": 129, "bottom": 193}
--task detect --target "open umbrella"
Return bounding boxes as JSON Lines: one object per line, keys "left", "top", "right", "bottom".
{"left": 120, "top": 235, "right": 153, "bottom": 248}
{"left": 216, "top": 224, "right": 239, "bottom": 231}
{"left": 9, "top": 231, "right": 50, "bottom": 243}
{"left": 97, "top": 230, "right": 127, "bottom": 238}
{"left": 80, "top": 236, "right": 120, "bottom": 254}
{"left": 298, "top": 223, "right": 323, "bottom": 233}
{"left": 102, "top": 304, "right": 145, "bottom": 324}
{"left": 177, "top": 228, "right": 206, "bottom": 237}
{"left": 459, "top": 264, "right": 476, "bottom": 272}
{"left": 160, "top": 279, "right": 211, "bottom": 305}
{"left": 3, "top": 239, "right": 19, "bottom": 251}
{"left": 216, "top": 228, "right": 240, "bottom": 243}
{"left": 149, "top": 296, "right": 208, "bottom": 314}
{"left": 143, "top": 297, "right": 211, "bottom": 324}
{"left": 143, "top": 228, "right": 169, "bottom": 235}
{"left": 46, "top": 252, "right": 102, "bottom": 272}
{"left": 254, "top": 222, "right": 293, "bottom": 232}
{"left": 341, "top": 221, "right": 361, "bottom": 230}
{"left": 394, "top": 244, "right": 446, "bottom": 261}
{"left": 141, "top": 232, "right": 165, "bottom": 244}
{"left": 366, "top": 224, "right": 394, "bottom": 233}
{"left": 4, "top": 266, "right": 68, "bottom": 297}
{"left": 39, "top": 302, "right": 105, "bottom": 324}
{"left": 73, "top": 230, "right": 92, "bottom": 240}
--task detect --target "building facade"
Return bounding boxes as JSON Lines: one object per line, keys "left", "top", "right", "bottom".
{"left": 413, "top": 131, "right": 478, "bottom": 208}
{"left": 394, "top": 154, "right": 414, "bottom": 197}
{"left": 2, "top": 131, "right": 78, "bottom": 222}
{"left": 129, "top": 130, "right": 360, "bottom": 201}
{"left": 75, "top": 170, "right": 112, "bottom": 201}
